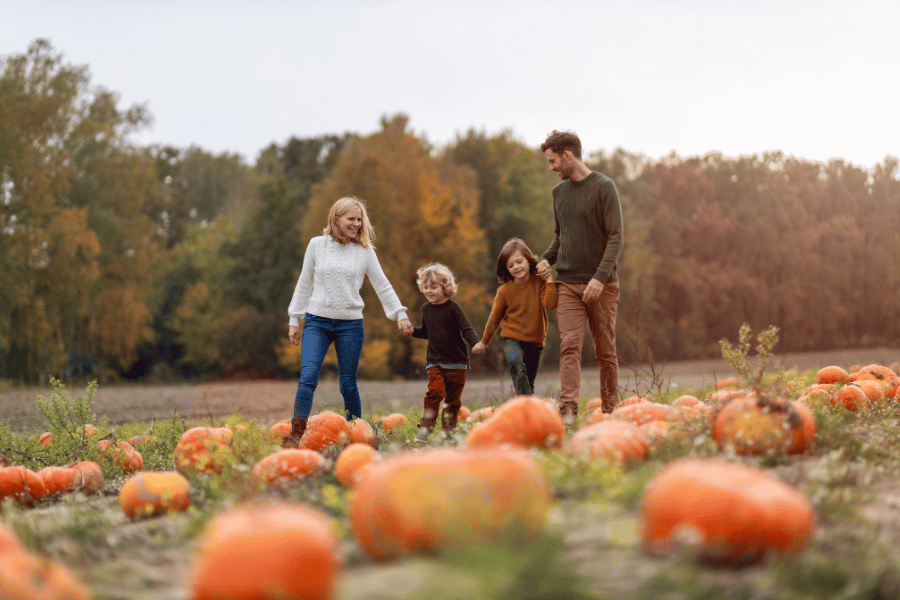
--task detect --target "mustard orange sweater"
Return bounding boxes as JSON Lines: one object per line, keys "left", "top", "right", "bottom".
{"left": 480, "top": 276, "right": 558, "bottom": 348}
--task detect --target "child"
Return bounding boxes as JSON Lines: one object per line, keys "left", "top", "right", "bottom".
{"left": 405, "top": 263, "right": 482, "bottom": 443}
{"left": 473, "top": 238, "right": 557, "bottom": 397}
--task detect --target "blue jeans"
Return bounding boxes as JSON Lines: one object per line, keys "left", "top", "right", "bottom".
{"left": 293, "top": 314, "right": 365, "bottom": 420}
{"left": 503, "top": 338, "right": 543, "bottom": 396}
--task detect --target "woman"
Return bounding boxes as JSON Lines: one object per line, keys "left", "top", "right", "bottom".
{"left": 282, "top": 196, "right": 412, "bottom": 448}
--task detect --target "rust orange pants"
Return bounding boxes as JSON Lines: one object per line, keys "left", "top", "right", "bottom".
{"left": 420, "top": 366, "right": 467, "bottom": 431}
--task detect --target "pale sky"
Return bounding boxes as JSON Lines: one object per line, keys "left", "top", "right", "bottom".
{"left": 3, "top": 0, "right": 899, "bottom": 168}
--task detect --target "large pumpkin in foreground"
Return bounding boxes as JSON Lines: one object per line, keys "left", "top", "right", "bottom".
{"left": 190, "top": 501, "right": 339, "bottom": 600}
{"left": 640, "top": 457, "right": 814, "bottom": 566}
{"left": 350, "top": 448, "right": 551, "bottom": 560}
{"left": 465, "top": 396, "right": 564, "bottom": 450}
{"left": 0, "top": 548, "right": 90, "bottom": 600}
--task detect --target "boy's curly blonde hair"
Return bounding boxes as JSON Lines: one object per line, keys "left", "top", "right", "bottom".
{"left": 416, "top": 263, "right": 458, "bottom": 298}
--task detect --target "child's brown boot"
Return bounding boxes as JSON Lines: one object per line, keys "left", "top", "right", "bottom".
{"left": 281, "top": 418, "right": 307, "bottom": 448}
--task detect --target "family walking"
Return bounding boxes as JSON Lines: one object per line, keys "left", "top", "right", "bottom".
{"left": 281, "top": 129, "right": 624, "bottom": 448}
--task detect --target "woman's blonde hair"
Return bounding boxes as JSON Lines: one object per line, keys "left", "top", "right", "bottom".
{"left": 416, "top": 263, "right": 458, "bottom": 298}
{"left": 323, "top": 196, "right": 374, "bottom": 247}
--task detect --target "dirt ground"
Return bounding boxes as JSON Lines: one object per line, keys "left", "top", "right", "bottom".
{"left": 4, "top": 347, "right": 900, "bottom": 432}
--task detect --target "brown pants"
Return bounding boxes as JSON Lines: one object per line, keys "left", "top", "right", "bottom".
{"left": 420, "top": 366, "right": 467, "bottom": 431}
{"left": 556, "top": 281, "right": 620, "bottom": 416}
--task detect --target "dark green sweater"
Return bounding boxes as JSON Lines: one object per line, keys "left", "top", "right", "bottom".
{"left": 541, "top": 171, "right": 624, "bottom": 284}
{"left": 411, "top": 300, "right": 480, "bottom": 367}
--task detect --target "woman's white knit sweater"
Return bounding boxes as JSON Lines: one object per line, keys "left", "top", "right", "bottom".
{"left": 288, "top": 235, "right": 408, "bottom": 326}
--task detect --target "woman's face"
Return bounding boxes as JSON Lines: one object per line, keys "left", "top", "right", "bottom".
{"left": 337, "top": 208, "right": 363, "bottom": 240}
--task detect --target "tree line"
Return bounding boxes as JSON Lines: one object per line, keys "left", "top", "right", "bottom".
{"left": 2, "top": 40, "right": 899, "bottom": 384}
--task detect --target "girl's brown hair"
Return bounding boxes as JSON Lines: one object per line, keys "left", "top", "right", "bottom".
{"left": 323, "top": 196, "right": 374, "bottom": 247}
{"left": 496, "top": 238, "right": 538, "bottom": 283}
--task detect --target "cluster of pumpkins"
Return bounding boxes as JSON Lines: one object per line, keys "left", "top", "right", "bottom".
{"left": 3, "top": 363, "right": 894, "bottom": 598}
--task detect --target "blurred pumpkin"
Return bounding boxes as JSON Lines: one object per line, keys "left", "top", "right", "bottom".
{"left": 119, "top": 470, "right": 191, "bottom": 519}
{"left": 191, "top": 501, "right": 339, "bottom": 600}
{"left": 466, "top": 396, "right": 565, "bottom": 450}
{"left": 269, "top": 421, "right": 292, "bottom": 441}
{"left": 301, "top": 410, "right": 352, "bottom": 451}
{"left": 0, "top": 547, "right": 90, "bottom": 600}
{"left": 0, "top": 465, "right": 46, "bottom": 507}
{"left": 98, "top": 439, "right": 143, "bottom": 474}
{"left": 173, "top": 426, "right": 233, "bottom": 475}
{"left": 815, "top": 365, "right": 850, "bottom": 385}
{"left": 565, "top": 419, "right": 648, "bottom": 463}
{"left": 640, "top": 457, "right": 814, "bottom": 566}
{"left": 348, "top": 418, "right": 377, "bottom": 447}
{"left": 251, "top": 449, "right": 327, "bottom": 486}
{"left": 381, "top": 413, "right": 408, "bottom": 433}
{"left": 711, "top": 393, "right": 814, "bottom": 455}
{"left": 610, "top": 402, "right": 672, "bottom": 426}
{"left": 334, "top": 443, "right": 379, "bottom": 487}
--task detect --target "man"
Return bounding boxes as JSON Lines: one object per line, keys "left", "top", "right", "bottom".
{"left": 536, "top": 130, "right": 624, "bottom": 424}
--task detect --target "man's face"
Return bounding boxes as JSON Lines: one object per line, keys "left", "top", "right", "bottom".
{"left": 544, "top": 148, "right": 574, "bottom": 180}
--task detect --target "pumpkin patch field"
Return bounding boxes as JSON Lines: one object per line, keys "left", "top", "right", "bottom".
{"left": 4, "top": 350, "right": 900, "bottom": 599}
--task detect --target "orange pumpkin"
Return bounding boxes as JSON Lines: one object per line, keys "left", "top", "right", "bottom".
{"left": 251, "top": 449, "right": 327, "bottom": 486}
{"left": 269, "top": 421, "right": 292, "bottom": 440}
{"left": 672, "top": 395, "right": 701, "bottom": 409}
{"left": 381, "top": 413, "right": 409, "bottom": 433}
{"left": 98, "top": 439, "right": 144, "bottom": 474}
{"left": 619, "top": 395, "right": 650, "bottom": 406}
{"left": 350, "top": 448, "right": 551, "bottom": 560}
{"left": 119, "top": 470, "right": 191, "bottom": 519}
{"left": 832, "top": 383, "right": 870, "bottom": 411}
{"left": 334, "top": 443, "right": 379, "bottom": 487}
{"left": 38, "top": 466, "right": 78, "bottom": 497}
{"left": 711, "top": 394, "right": 814, "bottom": 455}
{"left": 716, "top": 377, "right": 742, "bottom": 389}
{"left": 638, "top": 420, "right": 672, "bottom": 450}
{"left": 0, "top": 547, "right": 90, "bottom": 599}
{"left": 0, "top": 465, "right": 46, "bottom": 506}
{"left": 127, "top": 434, "right": 151, "bottom": 447}
{"left": 71, "top": 461, "right": 105, "bottom": 494}
{"left": 301, "top": 410, "right": 351, "bottom": 451}
{"left": 856, "top": 378, "right": 886, "bottom": 404}
{"left": 173, "top": 426, "right": 233, "bottom": 475}
{"left": 191, "top": 502, "right": 339, "bottom": 600}
{"left": 465, "top": 395, "right": 565, "bottom": 450}
{"left": 348, "top": 418, "right": 377, "bottom": 447}
{"left": 610, "top": 402, "right": 673, "bottom": 426}
{"left": 584, "top": 397, "right": 604, "bottom": 413}
{"left": 565, "top": 419, "right": 648, "bottom": 463}
{"left": 38, "top": 432, "right": 53, "bottom": 447}
{"left": 582, "top": 407, "right": 607, "bottom": 426}
{"left": 815, "top": 366, "right": 850, "bottom": 385}
{"left": 458, "top": 406, "right": 471, "bottom": 421}
{"left": 640, "top": 457, "right": 814, "bottom": 565}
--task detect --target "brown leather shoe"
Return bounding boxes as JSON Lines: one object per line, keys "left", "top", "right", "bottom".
{"left": 281, "top": 418, "right": 307, "bottom": 448}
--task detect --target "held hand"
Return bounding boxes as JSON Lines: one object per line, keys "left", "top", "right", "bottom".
{"left": 288, "top": 325, "right": 301, "bottom": 346}
{"left": 472, "top": 341, "right": 487, "bottom": 354}
{"left": 538, "top": 268, "right": 553, "bottom": 282}
{"left": 582, "top": 279, "right": 604, "bottom": 303}
{"left": 536, "top": 260, "right": 551, "bottom": 279}
{"left": 398, "top": 318, "right": 413, "bottom": 336}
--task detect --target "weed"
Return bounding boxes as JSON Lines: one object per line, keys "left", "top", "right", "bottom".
{"left": 719, "top": 323, "right": 780, "bottom": 388}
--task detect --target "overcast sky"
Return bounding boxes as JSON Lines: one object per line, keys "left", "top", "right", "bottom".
{"left": 4, "top": 0, "right": 899, "bottom": 168}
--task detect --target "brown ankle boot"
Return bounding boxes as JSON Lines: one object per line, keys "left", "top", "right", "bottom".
{"left": 281, "top": 418, "right": 307, "bottom": 448}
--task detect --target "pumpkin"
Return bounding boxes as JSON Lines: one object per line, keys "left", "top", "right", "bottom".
{"left": 610, "top": 402, "right": 673, "bottom": 426}
{"left": 0, "top": 547, "right": 91, "bottom": 600}
{"left": 619, "top": 395, "right": 650, "bottom": 406}
{"left": 716, "top": 377, "right": 742, "bottom": 389}
{"left": 301, "top": 410, "right": 351, "bottom": 451}
{"left": 348, "top": 418, "right": 377, "bottom": 447}
{"left": 334, "top": 443, "right": 379, "bottom": 487}
{"left": 119, "top": 470, "right": 191, "bottom": 519}
{"left": 351, "top": 448, "right": 551, "bottom": 560}
{"left": 799, "top": 387, "right": 833, "bottom": 407}
{"left": 458, "top": 406, "right": 471, "bottom": 421}
{"left": 584, "top": 397, "right": 604, "bottom": 413}
{"left": 80, "top": 424, "right": 98, "bottom": 437}
{"left": 465, "top": 407, "right": 496, "bottom": 423}
{"left": 381, "top": 413, "right": 408, "bottom": 433}
{"left": 173, "top": 426, "right": 233, "bottom": 475}
{"left": 858, "top": 363, "right": 898, "bottom": 380}
{"left": 815, "top": 365, "right": 850, "bottom": 385}
{"left": 638, "top": 420, "right": 672, "bottom": 450}
{"left": 856, "top": 378, "right": 886, "bottom": 404}
{"left": 705, "top": 388, "right": 748, "bottom": 405}
{"left": 38, "top": 432, "right": 53, "bottom": 447}
{"left": 466, "top": 396, "right": 565, "bottom": 450}
{"left": 191, "top": 501, "right": 339, "bottom": 600}
{"left": 269, "top": 421, "right": 292, "bottom": 440}
{"left": 127, "top": 434, "right": 150, "bottom": 447}
{"left": 565, "top": 419, "right": 648, "bottom": 463}
{"left": 640, "top": 457, "right": 814, "bottom": 565}
{"left": 673, "top": 395, "right": 701, "bottom": 409}
{"left": 38, "top": 466, "right": 78, "bottom": 497}
{"left": 711, "top": 393, "right": 814, "bottom": 455}
{"left": 832, "top": 383, "right": 870, "bottom": 411}
{"left": 582, "top": 407, "right": 607, "bottom": 426}
{"left": 71, "top": 461, "right": 105, "bottom": 494}
{"left": 251, "top": 449, "right": 327, "bottom": 486}
{"left": 98, "top": 439, "right": 144, "bottom": 474}
{"left": 0, "top": 465, "right": 46, "bottom": 506}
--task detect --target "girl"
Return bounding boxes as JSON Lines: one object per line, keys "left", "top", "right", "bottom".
{"left": 282, "top": 197, "right": 413, "bottom": 448}
{"left": 473, "top": 238, "right": 557, "bottom": 397}
{"left": 406, "top": 263, "right": 481, "bottom": 443}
